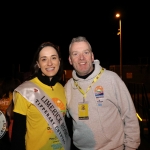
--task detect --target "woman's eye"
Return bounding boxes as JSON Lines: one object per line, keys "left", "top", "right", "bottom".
{"left": 52, "top": 56, "right": 57, "bottom": 60}
{"left": 41, "top": 58, "right": 46, "bottom": 61}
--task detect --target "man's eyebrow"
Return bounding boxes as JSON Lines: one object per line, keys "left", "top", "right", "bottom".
{"left": 72, "top": 49, "right": 90, "bottom": 52}
{"left": 84, "top": 49, "right": 91, "bottom": 51}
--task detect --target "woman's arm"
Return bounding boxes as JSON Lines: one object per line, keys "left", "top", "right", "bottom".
{"left": 11, "top": 112, "right": 26, "bottom": 150}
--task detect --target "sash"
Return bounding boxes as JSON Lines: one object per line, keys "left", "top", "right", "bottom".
{"left": 14, "top": 81, "right": 71, "bottom": 150}
{"left": 0, "top": 110, "right": 7, "bottom": 139}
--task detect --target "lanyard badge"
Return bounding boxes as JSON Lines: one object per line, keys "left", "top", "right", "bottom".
{"left": 74, "top": 68, "right": 105, "bottom": 120}
{"left": 78, "top": 101, "right": 89, "bottom": 120}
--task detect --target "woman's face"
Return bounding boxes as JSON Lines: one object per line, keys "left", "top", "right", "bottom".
{"left": 37, "top": 46, "right": 60, "bottom": 79}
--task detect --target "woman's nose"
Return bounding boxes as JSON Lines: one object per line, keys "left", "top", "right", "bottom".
{"left": 47, "top": 59, "right": 52, "bottom": 65}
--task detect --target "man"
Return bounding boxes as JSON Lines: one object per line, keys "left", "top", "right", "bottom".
{"left": 64, "top": 36, "right": 140, "bottom": 150}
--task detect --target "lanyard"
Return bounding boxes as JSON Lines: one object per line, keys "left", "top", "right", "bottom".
{"left": 74, "top": 68, "right": 104, "bottom": 102}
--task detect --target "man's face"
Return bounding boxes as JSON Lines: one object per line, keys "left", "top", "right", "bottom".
{"left": 69, "top": 41, "right": 94, "bottom": 76}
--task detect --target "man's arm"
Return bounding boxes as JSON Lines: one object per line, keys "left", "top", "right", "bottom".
{"left": 114, "top": 76, "right": 141, "bottom": 150}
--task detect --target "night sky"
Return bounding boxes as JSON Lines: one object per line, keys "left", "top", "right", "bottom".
{"left": 1, "top": 1, "right": 149, "bottom": 72}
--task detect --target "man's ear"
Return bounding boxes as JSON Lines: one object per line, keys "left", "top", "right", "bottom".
{"left": 91, "top": 52, "right": 94, "bottom": 62}
{"left": 68, "top": 56, "right": 72, "bottom": 65}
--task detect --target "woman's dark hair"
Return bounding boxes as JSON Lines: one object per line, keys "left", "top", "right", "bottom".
{"left": 28, "top": 42, "right": 64, "bottom": 81}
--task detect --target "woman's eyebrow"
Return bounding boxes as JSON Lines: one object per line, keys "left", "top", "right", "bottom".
{"left": 40, "top": 54, "right": 58, "bottom": 58}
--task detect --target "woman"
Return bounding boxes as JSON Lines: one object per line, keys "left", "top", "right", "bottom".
{"left": 11, "top": 42, "right": 70, "bottom": 150}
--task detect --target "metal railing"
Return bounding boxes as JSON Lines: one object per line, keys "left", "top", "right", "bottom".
{"left": 127, "top": 82, "right": 150, "bottom": 139}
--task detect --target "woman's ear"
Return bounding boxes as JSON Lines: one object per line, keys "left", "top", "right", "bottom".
{"left": 36, "top": 61, "right": 40, "bottom": 68}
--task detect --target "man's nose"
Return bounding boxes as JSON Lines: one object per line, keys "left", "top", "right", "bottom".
{"left": 79, "top": 53, "right": 84, "bottom": 60}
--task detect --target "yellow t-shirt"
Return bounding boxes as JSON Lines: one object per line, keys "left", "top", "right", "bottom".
{"left": 13, "top": 77, "right": 66, "bottom": 150}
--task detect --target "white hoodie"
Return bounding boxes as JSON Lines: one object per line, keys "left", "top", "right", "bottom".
{"left": 65, "top": 60, "right": 140, "bottom": 150}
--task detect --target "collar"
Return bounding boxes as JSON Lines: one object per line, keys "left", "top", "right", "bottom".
{"left": 37, "top": 70, "right": 58, "bottom": 86}
{"left": 76, "top": 64, "right": 95, "bottom": 79}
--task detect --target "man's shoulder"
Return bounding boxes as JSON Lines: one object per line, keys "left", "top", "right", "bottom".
{"left": 64, "top": 78, "right": 74, "bottom": 88}
{"left": 104, "top": 69, "right": 119, "bottom": 77}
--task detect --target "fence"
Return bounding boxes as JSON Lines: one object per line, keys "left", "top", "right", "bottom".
{"left": 127, "top": 82, "right": 150, "bottom": 139}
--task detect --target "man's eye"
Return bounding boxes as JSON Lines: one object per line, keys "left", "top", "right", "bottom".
{"left": 84, "top": 51, "right": 89, "bottom": 54}
{"left": 72, "top": 53, "right": 77, "bottom": 56}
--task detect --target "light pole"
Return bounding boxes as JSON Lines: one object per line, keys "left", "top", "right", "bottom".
{"left": 116, "top": 13, "right": 122, "bottom": 79}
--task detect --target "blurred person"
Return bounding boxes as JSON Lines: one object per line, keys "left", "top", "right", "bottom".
{"left": 0, "top": 76, "right": 17, "bottom": 150}
{"left": 8, "top": 78, "right": 21, "bottom": 140}
{"left": 11, "top": 42, "right": 71, "bottom": 150}
{"left": 64, "top": 36, "right": 140, "bottom": 150}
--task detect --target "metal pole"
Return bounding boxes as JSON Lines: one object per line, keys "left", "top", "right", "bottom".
{"left": 119, "top": 19, "right": 122, "bottom": 79}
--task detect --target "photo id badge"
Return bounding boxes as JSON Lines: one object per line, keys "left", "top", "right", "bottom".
{"left": 78, "top": 102, "right": 89, "bottom": 120}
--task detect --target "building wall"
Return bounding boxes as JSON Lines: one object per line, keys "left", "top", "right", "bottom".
{"left": 109, "top": 65, "right": 150, "bottom": 92}
{"left": 63, "top": 70, "right": 73, "bottom": 82}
